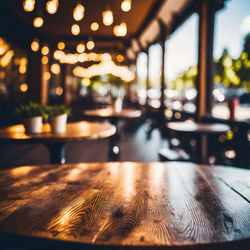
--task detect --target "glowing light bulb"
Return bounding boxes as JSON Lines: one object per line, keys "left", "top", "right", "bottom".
{"left": 51, "top": 63, "right": 60, "bottom": 74}
{"left": 116, "top": 54, "right": 124, "bottom": 62}
{"left": 31, "top": 39, "right": 39, "bottom": 52}
{"left": 54, "top": 50, "right": 64, "bottom": 60}
{"left": 71, "top": 24, "right": 80, "bottom": 36}
{"left": 73, "top": 3, "right": 85, "bottom": 21}
{"left": 76, "top": 43, "right": 85, "bottom": 53}
{"left": 46, "top": 0, "right": 59, "bottom": 14}
{"left": 19, "top": 83, "right": 28, "bottom": 92}
{"left": 113, "top": 22, "right": 127, "bottom": 37}
{"left": 56, "top": 86, "right": 63, "bottom": 96}
{"left": 23, "top": 0, "right": 35, "bottom": 12}
{"left": 119, "top": 22, "right": 127, "bottom": 36}
{"left": 33, "top": 17, "right": 44, "bottom": 28}
{"left": 90, "top": 22, "right": 99, "bottom": 31}
{"left": 57, "top": 42, "right": 65, "bottom": 50}
{"left": 121, "top": 0, "right": 131, "bottom": 12}
{"left": 19, "top": 65, "right": 27, "bottom": 74}
{"left": 102, "top": 10, "right": 113, "bottom": 26}
{"left": 44, "top": 72, "right": 51, "bottom": 80}
{"left": 41, "top": 46, "right": 49, "bottom": 55}
{"left": 86, "top": 40, "right": 95, "bottom": 50}
{"left": 81, "top": 78, "right": 91, "bottom": 86}
{"left": 41, "top": 56, "right": 49, "bottom": 64}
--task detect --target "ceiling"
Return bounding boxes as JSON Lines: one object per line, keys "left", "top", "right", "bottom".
{"left": 0, "top": 0, "right": 218, "bottom": 63}
{"left": 0, "top": 0, "right": 164, "bottom": 54}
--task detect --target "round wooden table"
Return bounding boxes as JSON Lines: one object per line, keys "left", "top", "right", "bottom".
{"left": 167, "top": 121, "right": 230, "bottom": 135}
{"left": 0, "top": 121, "right": 116, "bottom": 164}
{"left": 83, "top": 108, "right": 142, "bottom": 161}
{"left": 0, "top": 162, "right": 249, "bottom": 250}
{"left": 167, "top": 121, "right": 230, "bottom": 163}
{"left": 84, "top": 107, "right": 142, "bottom": 120}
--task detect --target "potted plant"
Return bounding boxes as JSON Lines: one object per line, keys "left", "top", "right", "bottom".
{"left": 44, "top": 105, "right": 71, "bottom": 133}
{"left": 15, "top": 102, "right": 45, "bottom": 134}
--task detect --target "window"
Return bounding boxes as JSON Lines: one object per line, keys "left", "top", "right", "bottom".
{"left": 136, "top": 52, "right": 147, "bottom": 105}
{"left": 148, "top": 43, "right": 162, "bottom": 108}
{"left": 213, "top": 0, "right": 250, "bottom": 121}
{"left": 164, "top": 13, "right": 198, "bottom": 114}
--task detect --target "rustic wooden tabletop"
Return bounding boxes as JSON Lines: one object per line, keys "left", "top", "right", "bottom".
{"left": 0, "top": 162, "right": 249, "bottom": 249}
{"left": 0, "top": 121, "right": 116, "bottom": 143}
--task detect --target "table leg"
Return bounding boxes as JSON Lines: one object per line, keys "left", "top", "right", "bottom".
{"left": 196, "top": 135, "right": 208, "bottom": 164}
{"left": 45, "top": 143, "right": 66, "bottom": 164}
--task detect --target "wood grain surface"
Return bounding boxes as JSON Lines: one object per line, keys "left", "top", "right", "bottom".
{"left": 0, "top": 121, "right": 116, "bottom": 143}
{"left": 0, "top": 162, "right": 249, "bottom": 249}
{"left": 83, "top": 108, "right": 142, "bottom": 119}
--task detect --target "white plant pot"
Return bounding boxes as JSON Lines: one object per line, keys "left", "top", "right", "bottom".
{"left": 50, "top": 114, "right": 67, "bottom": 133}
{"left": 114, "top": 97, "right": 123, "bottom": 113}
{"left": 23, "top": 116, "right": 43, "bottom": 134}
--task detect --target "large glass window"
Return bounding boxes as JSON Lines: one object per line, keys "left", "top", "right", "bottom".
{"left": 136, "top": 52, "right": 148, "bottom": 105}
{"left": 213, "top": 0, "right": 250, "bottom": 121}
{"left": 164, "top": 13, "right": 198, "bottom": 114}
{"left": 148, "top": 43, "right": 162, "bottom": 108}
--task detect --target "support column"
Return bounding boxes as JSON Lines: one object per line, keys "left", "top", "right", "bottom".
{"left": 159, "top": 20, "right": 167, "bottom": 123}
{"left": 61, "top": 64, "right": 71, "bottom": 106}
{"left": 196, "top": 0, "right": 216, "bottom": 121}
{"left": 27, "top": 52, "right": 49, "bottom": 105}
{"left": 196, "top": 0, "right": 216, "bottom": 163}
{"left": 146, "top": 47, "right": 150, "bottom": 107}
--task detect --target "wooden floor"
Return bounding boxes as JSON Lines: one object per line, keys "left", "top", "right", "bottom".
{"left": 0, "top": 121, "right": 168, "bottom": 169}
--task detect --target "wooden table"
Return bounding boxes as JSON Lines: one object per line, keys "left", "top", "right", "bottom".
{"left": 83, "top": 108, "right": 142, "bottom": 161}
{"left": 0, "top": 162, "right": 249, "bottom": 250}
{"left": 167, "top": 121, "right": 230, "bottom": 163}
{"left": 0, "top": 121, "right": 116, "bottom": 164}
{"left": 84, "top": 108, "right": 142, "bottom": 120}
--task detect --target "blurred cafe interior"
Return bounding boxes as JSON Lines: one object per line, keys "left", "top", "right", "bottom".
{"left": 0, "top": 0, "right": 250, "bottom": 249}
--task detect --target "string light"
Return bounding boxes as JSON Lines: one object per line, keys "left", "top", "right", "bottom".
{"left": 76, "top": 43, "right": 85, "bottom": 53}
{"left": 54, "top": 50, "right": 65, "bottom": 60}
{"left": 0, "top": 38, "right": 9, "bottom": 56}
{"left": 113, "top": 22, "right": 127, "bottom": 37}
{"left": 86, "top": 40, "right": 95, "bottom": 50}
{"left": 51, "top": 63, "right": 60, "bottom": 74}
{"left": 73, "top": 60, "right": 135, "bottom": 82}
{"left": 33, "top": 17, "right": 44, "bottom": 28}
{"left": 56, "top": 86, "right": 63, "bottom": 96}
{"left": 19, "top": 83, "right": 28, "bottom": 92}
{"left": 71, "top": 24, "right": 80, "bottom": 35}
{"left": 57, "top": 42, "right": 65, "bottom": 50}
{"left": 46, "top": 0, "right": 59, "bottom": 14}
{"left": 90, "top": 22, "right": 99, "bottom": 31}
{"left": 31, "top": 39, "right": 39, "bottom": 52}
{"left": 23, "top": 0, "right": 35, "bottom": 12}
{"left": 59, "top": 53, "right": 78, "bottom": 64}
{"left": 81, "top": 78, "right": 91, "bottom": 86}
{"left": 73, "top": 3, "right": 85, "bottom": 21}
{"left": 116, "top": 54, "right": 124, "bottom": 62}
{"left": 0, "top": 50, "right": 14, "bottom": 67}
{"left": 102, "top": 9, "right": 113, "bottom": 26}
{"left": 19, "top": 65, "right": 27, "bottom": 74}
{"left": 41, "top": 56, "right": 49, "bottom": 64}
{"left": 41, "top": 46, "right": 49, "bottom": 55}
{"left": 44, "top": 72, "right": 51, "bottom": 80}
{"left": 121, "top": 0, "right": 131, "bottom": 12}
